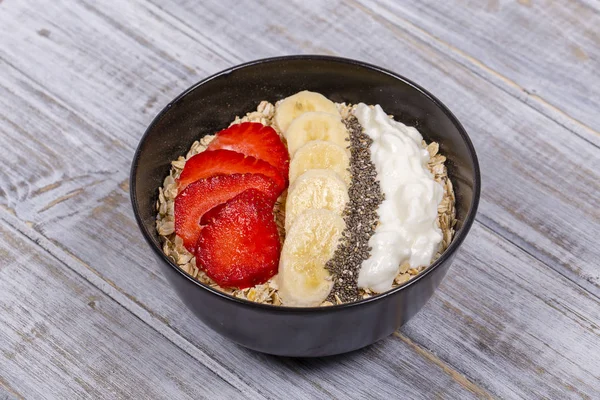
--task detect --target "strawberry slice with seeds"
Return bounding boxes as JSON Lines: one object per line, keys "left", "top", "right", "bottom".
{"left": 174, "top": 173, "right": 278, "bottom": 251}
{"left": 177, "top": 149, "right": 285, "bottom": 194}
{"left": 206, "top": 122, "right": 290, "bottom": 179}
{"left": 195, "top": 189, "right": 280, "bottom": 289}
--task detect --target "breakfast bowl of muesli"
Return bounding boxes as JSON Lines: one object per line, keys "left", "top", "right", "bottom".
{"left": 130, "top": 55, "right": 480, "bottom": 357}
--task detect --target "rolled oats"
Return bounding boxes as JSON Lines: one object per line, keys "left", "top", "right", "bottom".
{"left": 156, "top": 101, "right": 457, "bottom": 306}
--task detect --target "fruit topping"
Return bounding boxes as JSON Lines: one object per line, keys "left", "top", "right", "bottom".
{"left": 196, "top": 189, "right": 280, "bottom": 288}
{"left": 206, "top": 122, "right": 290, "bottom": 179}
{"left": 288, "top": 140, "right": 351, "bottom": 186}
{"left": 277, "top": 209, "right": 346, "bottom": 306}
{"left": 274, "top": 90, "right": 340, "bottom": 133}
{"left": 284, "top": 169, "right": 349, "bottom": 231}
{"left": 177, "top": 149, "right": 285, "bottom": 194}
{"left": 174, "top": 173, "right": 278, "bottom": 251}
{"left": 285, "top": 112, "right": 349, "bottom": 157}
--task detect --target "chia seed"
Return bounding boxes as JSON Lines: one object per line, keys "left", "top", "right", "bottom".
{"left": 325, "top": 115, "right": 384, "bottom": 303}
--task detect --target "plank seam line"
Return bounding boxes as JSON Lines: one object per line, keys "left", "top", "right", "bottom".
{"left": 350, "top": 0, "right": 600, "bottom": 148}
{"left": 0, "top": 207, "right": 267, "bottom": 400}
{"left": 392, "top": 332, "right": 495, "bottom": 399}
{"left": 475, "top": 216, "right": 600, "bottom": 301}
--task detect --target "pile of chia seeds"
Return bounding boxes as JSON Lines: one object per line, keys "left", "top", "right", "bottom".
{"left": 325, "top": 115, "right": 384, "bottom": 303}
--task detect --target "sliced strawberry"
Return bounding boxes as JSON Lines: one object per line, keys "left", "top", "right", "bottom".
{"left": 195, "top": 189, "right": 280, "bottom": 289}
{"left": 177, "top": 149, "right": 285, "bottom": 194}
{"left": 206, "top": 122, "right": 290, "bottom": 179}
{"left": 174, "top": 173, "right": 278, "bottom": 251}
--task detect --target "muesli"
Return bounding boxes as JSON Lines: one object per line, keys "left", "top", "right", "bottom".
{"left": 156, "top": 91, "right": 456, "bottom": 307}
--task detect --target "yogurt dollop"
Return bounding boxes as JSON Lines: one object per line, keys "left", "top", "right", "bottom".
{"left": 353, "top": 103, "right": 444, "bottom": 293}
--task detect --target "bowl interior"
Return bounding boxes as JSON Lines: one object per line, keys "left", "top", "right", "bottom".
{"left": 131, "top": 56, "right": 479, "bottom": 307}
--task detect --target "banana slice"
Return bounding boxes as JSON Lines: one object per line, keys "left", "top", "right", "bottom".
{"left": 277, "top": 209, "right": 345, "bottom": 306}
{"left": 274, "top": 90, "right": 340, "bottom": 133}
{"left": 285, "top": 112, "right": 349, "bottom": 157}
{"left": 289, "top": 140, "right": 351, "bottom": 186}
{"left": 285, "top": 169, "right": 349, "bottom": 231}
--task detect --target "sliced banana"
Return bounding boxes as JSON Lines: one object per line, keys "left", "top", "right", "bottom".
{"left": 289, "top": 140, "right": 351, "bottom": 186}
{"left": 274, "top": 90, "right": 340, "bottom": 133}
{"left": 285, "top": 112, "right": 349, "bottom": 157}
{"left": 277, "top": 209, "right": 345, "bottom": 306}
{"left": 285, "top": 169, "right": 349, "bottom": 231}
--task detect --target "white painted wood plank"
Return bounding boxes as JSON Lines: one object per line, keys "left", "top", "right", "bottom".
{"left": 0, "top": 0, "right": 599, "bottom": 398}
{"left": 0, "top": 222, "right": 245, "bottom": 400}
{"left": 358, "top": 0, "right": 600, "bottom": 135}
{"left": 404, "top": 223, "right": 600, "bottom": 399}
{"left": 0, "top": 0, "right": 232, "bottom": 151}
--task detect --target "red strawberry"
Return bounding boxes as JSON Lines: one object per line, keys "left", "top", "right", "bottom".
{"left": 195, "top": 189, "right": 280, "bottom": 289}
{"left": 206, "top": 122, "right": 290, "bottom": 179}
{"left": 177, "top": 149, "right": 286, "bottom": 194}
{"left": 174, "top": 173, "right": 278, "bottom": 251}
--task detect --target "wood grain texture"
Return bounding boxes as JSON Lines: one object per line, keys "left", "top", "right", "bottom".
{"left": 404, "top": 223, "right": 600, "bottom": 399}
{"left": 0, "top": 0, "right": 599, "bottom": 398}
{"left": 0, "top": 383, "right": 20, "bottom": 400}
{"left": 0, "top": 222, "right": 246, "bottom": 399}
{"left": 359, "top": 0, "right": 600, "bottom": 136}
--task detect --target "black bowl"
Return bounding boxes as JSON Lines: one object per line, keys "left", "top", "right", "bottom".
{"left": 130, "top": 55, "right": 480, "bottom": 357}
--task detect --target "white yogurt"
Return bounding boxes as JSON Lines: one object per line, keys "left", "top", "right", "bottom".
{"left": 353, "top": 103, "right": 444, "bottom": 293}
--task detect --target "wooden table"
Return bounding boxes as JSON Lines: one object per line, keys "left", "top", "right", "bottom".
{"left": 1, "top": 1, "right": 599, "bottom": 398}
